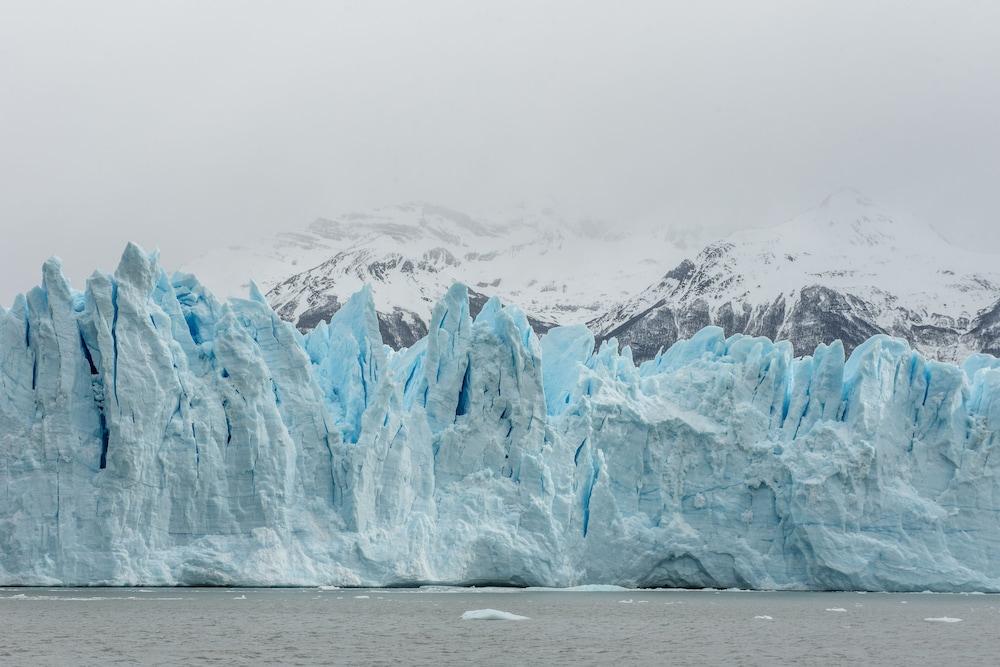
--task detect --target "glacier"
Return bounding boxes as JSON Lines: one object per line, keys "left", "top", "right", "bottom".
{"left": 1, "top": 243, "right": 999, "bottom": 591}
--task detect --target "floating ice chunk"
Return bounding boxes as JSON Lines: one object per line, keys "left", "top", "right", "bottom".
{"left": 233, "top": 594, "right": 246, "bottom": 600}
{"left": 354, "top": 595, "right": 370, "bottom": 599}
{"left": 618, "top": 599, "right": 634, "bottom": 604}
{"left": 923, "top": 617, "right": 962, "bottom": 623}
{"left": 318, "top": 586, "right": 341, "bottom": 591}
{"left": 825, "top": 608, "right": 847, "bottom": 612}
{"left": 461, "top": 609, "right": 529, "bottom": 621}
{"left": 754, "top": 615, "right": 773, "bottom": 620}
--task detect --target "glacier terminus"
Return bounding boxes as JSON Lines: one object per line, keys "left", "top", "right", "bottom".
{"left": 1, "top": 243, "right": 999, "bottom": 591}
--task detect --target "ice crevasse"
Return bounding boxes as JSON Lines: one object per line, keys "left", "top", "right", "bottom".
{"left": 1, "top": 243, "right": 999, "bottom": 591}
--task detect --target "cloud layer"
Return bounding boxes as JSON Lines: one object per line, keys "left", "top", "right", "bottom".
{"left": 2, "top": 1, "right": 998, "bottom": 304}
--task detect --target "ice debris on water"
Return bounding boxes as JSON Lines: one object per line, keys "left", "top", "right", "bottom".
{"left": 923, "top": 617, "right": 963, "bottom": 623}
{"left": 2, "top": 244, "right": 1000, "bottom": 591}
{"left": 461, "top": 609, "right": 529, "bottom": 621}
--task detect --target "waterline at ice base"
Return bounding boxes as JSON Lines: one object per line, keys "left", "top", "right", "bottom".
{"left": 2, "top": 243, "right": 999, "bottom": 591}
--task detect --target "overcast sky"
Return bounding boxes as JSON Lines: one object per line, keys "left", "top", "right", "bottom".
{"left": 2, "top": 0, "right": 999, "bottom": 305}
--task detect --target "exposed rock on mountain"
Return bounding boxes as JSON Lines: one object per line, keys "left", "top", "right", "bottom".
{"left": 183, "top": 191, "right": 1000, "bottom": 363}
{"left": 591, "top": 190, "right": 1000, "bottom": 361}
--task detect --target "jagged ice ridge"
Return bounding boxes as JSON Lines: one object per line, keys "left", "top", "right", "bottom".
{"left": 2, "top": 244, "right": 999, "bottom": 590}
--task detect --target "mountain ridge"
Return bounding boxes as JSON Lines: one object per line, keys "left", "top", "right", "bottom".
{"left": 590, "top": 189, "right": 1000, "bottom": 361}
{"left": 181, "top": 191, "right": 1000, "bottom": 362}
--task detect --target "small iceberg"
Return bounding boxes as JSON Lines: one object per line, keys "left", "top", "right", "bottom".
{"left": 924, "top": 617, "right": 962, "bottom": 623}
{"left": 825, "top": 608, "right": 847, "bottom": 612}
{"left": 754, "top": 615, "right": 773, "bottom": 620}
{"left": 461, "top": 609, "right": 529, "bottom": 621}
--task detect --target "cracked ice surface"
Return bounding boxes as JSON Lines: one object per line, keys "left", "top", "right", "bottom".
{"left": 2, "top": 244, "right": 1000, "bottom": 590}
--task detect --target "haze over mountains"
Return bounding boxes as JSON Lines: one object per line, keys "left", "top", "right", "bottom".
{"left": 183, "top": 190, "right": 1000, "bottom": 362}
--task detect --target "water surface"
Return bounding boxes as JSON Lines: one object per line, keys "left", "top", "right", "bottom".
{"left": 1, "top": 587, "right": 997, "bottom": 665}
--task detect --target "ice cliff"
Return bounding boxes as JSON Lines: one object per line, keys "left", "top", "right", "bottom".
{"left": 2, "top": 244, "right": 999, "bottom": 590}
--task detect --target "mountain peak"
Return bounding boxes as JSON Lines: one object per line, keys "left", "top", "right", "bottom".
{"left": 819, "top": 187, "right": 876, "bottom": 210}
{"left": 784, "top": 188, "right": 901, "bottom": 248}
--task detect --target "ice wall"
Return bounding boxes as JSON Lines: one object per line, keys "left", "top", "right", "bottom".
{"left": 1, "top": 244, "right": 998, "bottom": 590}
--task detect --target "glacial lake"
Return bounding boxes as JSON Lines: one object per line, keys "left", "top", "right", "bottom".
{"left": 1, "top": 587, "right": 998, "bottom": 665}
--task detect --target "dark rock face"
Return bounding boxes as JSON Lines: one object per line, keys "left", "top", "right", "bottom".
{"left": 377, "top": 309, "right": 428, "bottom": 350}
{"left": 467, "top": 289, "right": 490, "bottom": 319}
{"left": 774, "top": 286, "right": 885, "bottom": 356}
{"left": 601, "top": 300, "right": 679, "bottom": 360}
{"left": 678, "top": 298, "right": 712, "bottom": 340}
{"left": 715, "top": 301, "right": 752, "bottom": 338}
{"left": 290, "top": 294, "right": 428, "bottom": 350}
{"left": 663, "top": 259, "right": 696, "bottom": 283}
{"left": 964, "top": 298, "right": 1000, "bottom": 357}
{"left": 264, "top": 219, "right": 1000, "bottom": 362}
{"left": 589, "top": 230, "right": 1000, "bottom": 364}
{"left": 293, "top": 294, "right": 342, "bottom": 331}
{"left": 275, "top": 276, "right": 1000, "bottom": 363}
{"left": 910, "top": 324, "right": 960, "bottom": 351}
{"left": 745, "top": 296, "right": 785, "bottom": 343}
{"left": 591, "top": 284, "right": 999, "bottom": 363}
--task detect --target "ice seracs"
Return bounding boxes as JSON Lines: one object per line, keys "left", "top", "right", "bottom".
{"left": 2, "top": 244, "right": 1000, "bottom": 591}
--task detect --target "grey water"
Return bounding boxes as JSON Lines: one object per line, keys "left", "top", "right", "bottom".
{"left": 1, "top": 588, "right": 998, "bottom": 666}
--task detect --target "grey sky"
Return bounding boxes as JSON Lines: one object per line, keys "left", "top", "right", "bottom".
{"left": 2, "top": 0, "right": 999, "bottom": 305}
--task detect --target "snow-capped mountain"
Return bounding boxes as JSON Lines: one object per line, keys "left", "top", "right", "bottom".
{"left": 591, "top": 189, "right": 1000, "bottom": 361}
{"left": 184, "top": 190, "right": 1000, "bottom": 362}
{"left": 183, "top": 203, "right": 703, "bottom": 348}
